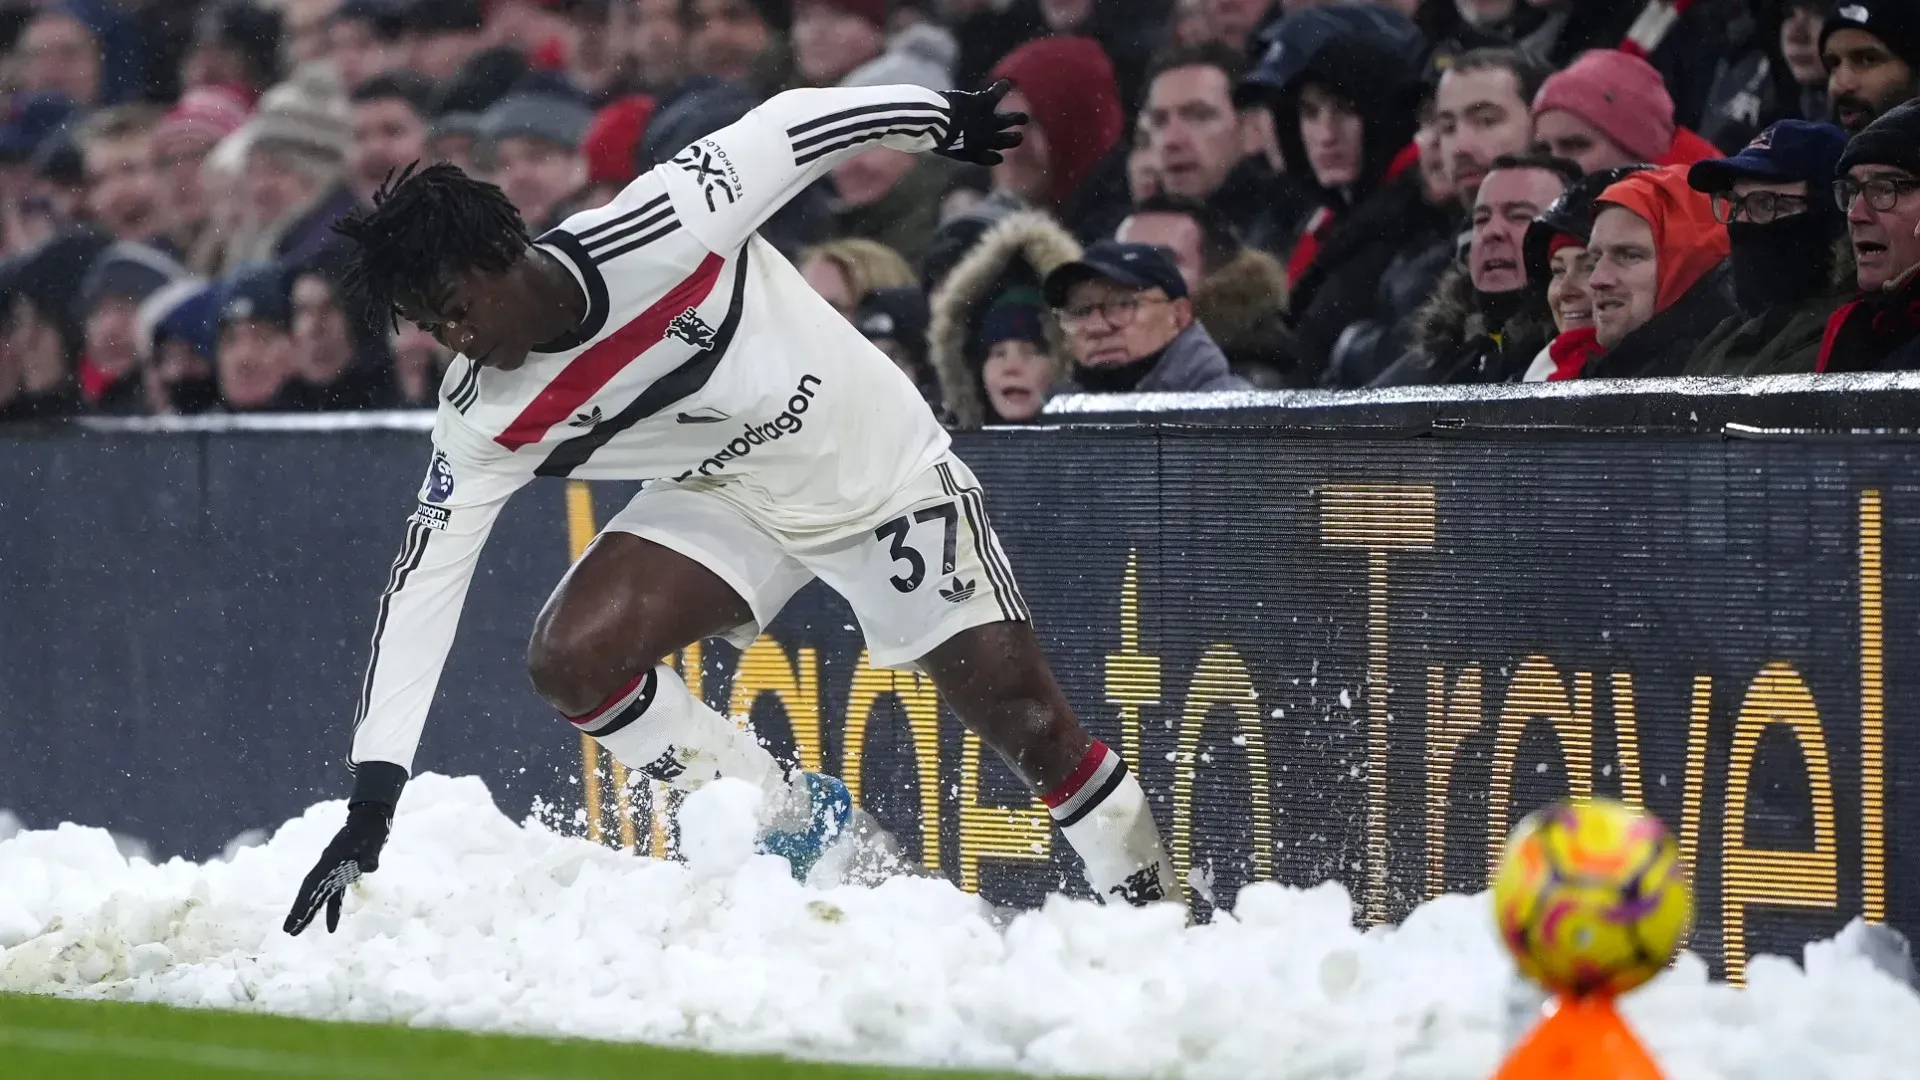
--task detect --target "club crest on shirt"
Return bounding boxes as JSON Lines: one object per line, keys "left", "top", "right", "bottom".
{"left": 424, "top": 451, "right": 455, "bottom": 504}
{"left": 667, "top": 308, "right": 717, "bottom": 350}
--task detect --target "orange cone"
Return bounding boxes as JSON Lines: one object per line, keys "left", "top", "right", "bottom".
{"left": 1494, "top": 994, "right": 1668, "bottom": 1080}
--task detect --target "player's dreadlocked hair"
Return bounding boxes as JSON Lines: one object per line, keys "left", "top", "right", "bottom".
{"left": 332, "top": 162, "right": 530, "bottom": 329}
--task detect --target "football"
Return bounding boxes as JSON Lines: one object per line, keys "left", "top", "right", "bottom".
{"left": 1492, "top": 797, "right": 1693, "bottom": 997}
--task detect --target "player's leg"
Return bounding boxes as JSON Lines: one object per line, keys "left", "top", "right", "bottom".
{"left": 792, "top": 455, "right": 1180, "bottom": 905}
{"left": 526, "top": 491, "right": 842, "bottom": 869}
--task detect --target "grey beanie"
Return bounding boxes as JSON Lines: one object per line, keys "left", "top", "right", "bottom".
{"left": 478, "top": 92, "right": 594, "bottom": 151}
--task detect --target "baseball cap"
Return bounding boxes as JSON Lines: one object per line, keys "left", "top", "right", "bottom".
{"left": 1687, "top": 120, "right": 1851, "bottom": 194}
{"left": 218, "top": 263, "right": 293, "bottom": 331}
{"left": 1042, "top": 241, "right": 1188, "bottom": 308}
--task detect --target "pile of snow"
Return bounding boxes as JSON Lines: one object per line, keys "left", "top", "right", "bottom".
{"left": 2, "top": 774, "right": 1917, "bottom": 1079}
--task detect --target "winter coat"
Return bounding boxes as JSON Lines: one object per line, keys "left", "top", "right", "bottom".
{"left": 1685, "top": 242, "right": 1856, "bottom": 376}
{"left": 1369, "top": 266, "right": 1557, "bottom": 387}
{"left": 1582, "top": 262, "right": 1739, "bottom": 380}
{"left": 1209, "top": 156, "right": 1318, "bottom": 260}
{"left": 1285, "top": 169, "right": 1453, "bottom": 385}
{"left": 1191, "top": 247, "right": 1301, "bottom": 386}
{"left": 1817, "top": 263, "right": 1920, "bottom": 374}
{"left": 1064, "top": 322, "right": 1252, "bottom": 395}
{"left": 832, "top": 155, "right": 969, "bottom": 267}
{"left": 928, "top": 210, "right": 1082, "bottom": 430}
{"left": 1319, "top": 220, "right": 1463, "bottom": 389}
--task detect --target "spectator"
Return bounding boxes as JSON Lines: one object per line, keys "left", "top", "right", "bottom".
{"left": 986, "top": 35, "right": 1129, "bottom": 244}
{"left": 1822, "top": 2, "right": 1919, "bottom": 135}
{"left": 580, "top": 95, "right": 658, "bottom": 209}
{"left": 829, "top": 63, "right": 970, "bottom": 263}
{"left": 152, "top": 88, "right": 251, "bottom": 275}
{"left": 330, "top": 0, "right": 407, "bottom": 90}
{"left": 427, "top": 112, "right": 483, "bottom": 174}
{"left": 226, "top": 66, "right": 358, "bottom": 272}
{"left": 183, "top": 1, "right": 283, "bottom": 104}
{"left": 1434, "top": 48, "right": 1546, "bottom": 213}
{"left": 1116, "top": 195, "right": 1295, "bottom": 386}
{"left": 791, "top": 0, "right": 887, "bottom": 86}
{"left": 1152, "top": 42, "right": 1306, "bottom": 257}
{"left": 282, "top": 0, "right": 339, "bottom": 70}
{"left": 853, "top": 284, "right": 939, "bottom": 405}
{"left": 928, "top": 209, "right": 1081, "bottom": 429}
{"left": 797, "top": 237, "right": 916, "bottom": 319}
{"left": 638, "top": 76, "right": 830, "bottom": 258}
{"left": 840, "top": 6, "right": 958, "bottom": 90}
{"left": 1202, "top": 0, "right": 1276, "bottom": 60}
{"left": 1036, "top": 0, "right": 1170, "bottom": 116}
{"left": 628, "top": 0, "right": 688, "bottom": 93}
{"left": 19, "top": 135, "right": 89, "bottom": 254}
{"left": 1697, "top": 1, "right": 1827, "bottom": 152}
{"left": 390, "top": 320, "right": 452, "bottom": 407}
{"left": 1685, "top": 119, "right": 1851, "bottom": 376}
{"left": 4, "top": 227, "right": 113, "bottom": 420}
{"left": 477, "top": 87, "right": 594, "bottom": 235}
{"left": 214, "top": 262, "right": 300, "bottom": 411}
{"left": 684, "top": 0, "right": 792, "bottom": 99}
{"left": 15, "top": 5, "right": 104, "bottom": 108}
{"left": 76, "top": 242, "right": 188, "bottom": 414}
{"left": 1519, "top": 165, "right": 1652, "bottom": 382}
{"left": 1373, "top": 152, "right": 1575, "bottom": 387}
{"left": 1818, "top": 101, "right": 1920, "bottom": 373}
{"left": 1253, "top": 6, "right": 1442, "bottom": 386}
{"left": 405, "top": 0, "right": 489, "bottom": 82}
{"left": 0, "top": 93, "right": 79, "bottom": 255}
{"left": 1510, "top": 0, "right": 1725, "bottom": 135}
{"left": 75, "top": 106, "right": 164, "bottom": 247}
{"left": 289, "top": 253, "right": 390, "bottom": 409}
{"left": 1531, "top": 50, "right": 1721, "bottom": 174}
{"left": 348, "top": 71, "right": 435, "bottom": 208}
{"left": 1042, "top": 240, "right": 1252, "bottom": 397}
{"left": 136, "top": 280, "right": 223, "bottom": 415}
{"left": 1582, "top": 165, "right": 1735, "bottom": 379}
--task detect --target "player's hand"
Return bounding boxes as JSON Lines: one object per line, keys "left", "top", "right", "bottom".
{"left": 936, "top": 79, "right": 1027, "bottom": 167}
{"left": 283, "top": 803, "right": 392, "bottom": 936}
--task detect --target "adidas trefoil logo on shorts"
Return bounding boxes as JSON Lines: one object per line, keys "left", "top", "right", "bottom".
{"left": 939, "top": 577, "right": 976, "bottom": 604}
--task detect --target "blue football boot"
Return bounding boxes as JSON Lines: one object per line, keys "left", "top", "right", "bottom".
{"left": 757, "top": 772, "right": 853, "bottom": 882}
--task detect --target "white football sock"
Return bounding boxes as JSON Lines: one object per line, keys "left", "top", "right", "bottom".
{"left": 566, "top": 664, "right": 811, "bottom": 831}
{"left": 1043, "top": 741, "right": 1182, "bottom": 905}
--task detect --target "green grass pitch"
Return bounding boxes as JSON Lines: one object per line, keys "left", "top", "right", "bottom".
{"left": 0, "top": 993, "right": 1032, "bottom": 1079}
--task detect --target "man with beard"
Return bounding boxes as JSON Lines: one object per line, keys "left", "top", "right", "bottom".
{"left": 1684, "top": 119, "right": 1852, "bottom": 376}
{"left": 1821, "top": 3, "right": 1919, "bottom": 134}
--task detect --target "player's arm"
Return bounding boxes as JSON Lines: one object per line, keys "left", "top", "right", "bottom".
{"left": 655, "top": 80, "right": 1025, "bottom": 254}
{"left": 284, "top": 444, "right": 528, "bottom": 936}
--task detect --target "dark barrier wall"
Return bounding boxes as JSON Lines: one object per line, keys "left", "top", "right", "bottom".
{"left": 3, "top": 410, "right": 1914, "bottom": 981}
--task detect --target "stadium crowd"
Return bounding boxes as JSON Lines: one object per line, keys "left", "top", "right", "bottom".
{"left": 0, "top": 0, "right": 1917, "bottom": 426}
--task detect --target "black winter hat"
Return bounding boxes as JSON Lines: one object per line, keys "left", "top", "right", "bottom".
{"left": 195, "top": 1, "right": 283, "bottom": 87}
{"left": 13, "top": 227, "right": 113, "bottom": 359}
{"left": 1820, "top": 2, "right": 1920, "bottom": 74}
{"left": 1836, "top": 99, "right": 1920, "bottom": 179}
{"left": 1523, "top": 164, "right": 1654, "bottom": 288}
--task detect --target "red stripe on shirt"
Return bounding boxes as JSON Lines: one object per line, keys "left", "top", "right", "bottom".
{"left": 1042, "top": 742, "right": 1114, "bottom": 808}
{"left": 495, "top": 251, "right": 726, "bottom": 450}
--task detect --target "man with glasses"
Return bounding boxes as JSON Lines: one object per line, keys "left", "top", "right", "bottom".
{"left": 1040, "top": 241, "right": 1251, "bottom": 396}
{"left": 1685, "top": 120, "right": 1852, "bottom": 377}
{"left": 1819, "top": 100, "right": 1920, "bottom": 372}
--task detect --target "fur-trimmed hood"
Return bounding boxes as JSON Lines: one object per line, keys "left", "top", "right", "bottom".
{"left": 1192, "top": 247, "right": 1289, "bottom": 351}
{"left": 928, "top": 210, "right": 1082, "bottom": 430}
{"left": 1413, "top": 264, "right": 1556, "bottom": 363}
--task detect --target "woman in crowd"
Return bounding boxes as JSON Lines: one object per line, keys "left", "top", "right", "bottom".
{"left": 796, "top": 238, "right": 916, "bottom": 322}
{"left": 1520, "top": 165, "right": 1651, "bottom": 381}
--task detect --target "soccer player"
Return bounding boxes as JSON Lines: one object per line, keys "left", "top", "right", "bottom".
{"left": 284, "top": 81, "right": 1180, "bottom": 935}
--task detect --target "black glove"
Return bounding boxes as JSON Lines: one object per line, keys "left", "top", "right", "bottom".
{"left": 936, "top": 79, "right": 1027, "bottom": 167}
{"left": 283, "top": 802, "right": 392, "bottom": 936}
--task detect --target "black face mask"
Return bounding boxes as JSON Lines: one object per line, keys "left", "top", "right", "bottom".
{"left": 1727, "top": 213, "right": 1841, "bottom": 314}
{"left": 164, "top": 377, "right": 223, "bottom": 415}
